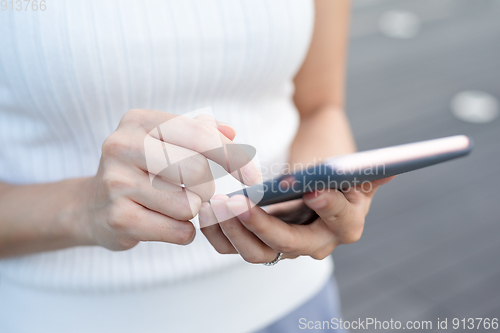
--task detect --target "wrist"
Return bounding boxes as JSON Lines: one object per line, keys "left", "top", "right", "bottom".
{"left": 58, "top": 177, "right": 98, "bottom": 247}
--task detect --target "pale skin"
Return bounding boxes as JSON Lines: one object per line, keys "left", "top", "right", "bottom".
{"left": 0, "top": 0, "right": 392, "bottom": 260}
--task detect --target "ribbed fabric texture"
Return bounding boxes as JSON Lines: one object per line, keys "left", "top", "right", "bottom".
{"left": 0, "top": 0, "right": 315, "bottom": 292}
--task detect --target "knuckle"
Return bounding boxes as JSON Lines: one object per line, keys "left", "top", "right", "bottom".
{"left": 247, "top": 220, "right": 267, "bottom": 235}
{"left": 194, "top": 114, "right": 216, "bottom": 124}
{"left": 108, "top": 200, "right": 140, "bottom": 233}
{"left": 274, "top": 244, "right": 292, "bottom": 254}
{"left": 176, "top": 209, "right": 196, "bottom": 221}
{"left": 273, "top": 241, "right": 295, "bottom": 254}
{"left": 116, "top": 238, "right": 139, "bottom": 251}
{"left": 327, "top": 202, "right": 349, "bottom": 223}
{"left": 310, "top": 243, "right": 337, "bottom": 260}
{"left": 311, "top": 249, "right": 331, "bottom": 260}
{"left": 220, "top": 220, "right": 240, "bottom": 234}
{"left": 273, "top": 232, "right": 299, "bottom": 254}
{"left": 121, "top": 109, "right": 145, "bottom": 124}
{"left": 337, "top": 201, "right": 351, "bottom": 218}
{"left": 120, "top": 109, "right": 161, "bottom": 131}
{"left": 102, "top": 133, "right": 128, "bottom": 157}
{"left": 192, "top": 122, "right": 217, "bottom": 147}
{"left": 107, "top": 201, "right": 131, "bottom": 230}
{"left": 183, "top": 155, "right": 211, "bottom": 184}
{"left": 102, "top": 172, "right": 131, "bottom": 192}
{"left": 196, "top": 120, "right": 217, "bottom": 136}
{"left": 128, "top": 138, "right": 143, "bottom": 158}
{"left": 342, "top": 225, "right": 364, "bottom": 244}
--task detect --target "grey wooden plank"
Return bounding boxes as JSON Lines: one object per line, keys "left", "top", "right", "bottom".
{"left": 437, "top": 269, "right": 500, "bottom": 318}
{"left": 335, "top": 215, "right": 500, "bottom": 314}
{"left": 394, "top": 239, "right": 500, "bottom": 306}
{"left": 333, "top": 172, "right": 500, "bottom": 286}
{"left": 335, "top": 0, "right": 500, "bottom": 324}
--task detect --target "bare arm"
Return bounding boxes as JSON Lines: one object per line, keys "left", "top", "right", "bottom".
{"left": 291, "top": 0, "right": 355, "bottom": 165}
{"left": 0, "top": 179, "right": 92, "bottom": 258}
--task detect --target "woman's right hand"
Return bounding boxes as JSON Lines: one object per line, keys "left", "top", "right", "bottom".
{"left": 78, "top": 109, "right": 261, "bottom": 251}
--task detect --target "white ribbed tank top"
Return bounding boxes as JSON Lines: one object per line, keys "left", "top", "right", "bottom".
{"left": 0, "top": 1, "right": 333, "bottom": 332}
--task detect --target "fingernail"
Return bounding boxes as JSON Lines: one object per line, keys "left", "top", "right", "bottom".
{"left": 217, "top": 122, "right": 236, "bottom": 134}
{"left": 210, "top": 199, "right": 232, "bottom": 222}
{"left": 304, "top": 194, "right": 327, "bottom": 209}
{"left": 226, "top": 196, "right": 251, "bottom": 221}
{"left": 184, "top": 227, "right": 196, "bottom": 245}
{"left": 241, "top": 163, "right": 262, "bottom": 185}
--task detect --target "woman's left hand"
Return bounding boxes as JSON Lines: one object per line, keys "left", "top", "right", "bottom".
{"left": 199, "top": 177, "right": 394, "bottom": 263}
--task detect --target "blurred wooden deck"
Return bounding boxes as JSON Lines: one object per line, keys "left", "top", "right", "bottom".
{"left": 332, "top": 0, "right": 500, "bottom": 331}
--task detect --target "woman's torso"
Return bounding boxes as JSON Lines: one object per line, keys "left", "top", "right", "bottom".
{"left": 0, "top": 2, "right": 336, "bottom": 332}
{"left": 0, "top": 0, "right": 318, "bottom": 291}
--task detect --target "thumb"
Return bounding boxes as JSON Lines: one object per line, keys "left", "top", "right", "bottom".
{"left": 217, "top": 122, "right": 236, "bottom": 140}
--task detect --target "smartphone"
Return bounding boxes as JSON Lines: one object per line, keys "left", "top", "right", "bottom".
{"left": 227, "top": 135, "right": 473, "bottom": 207}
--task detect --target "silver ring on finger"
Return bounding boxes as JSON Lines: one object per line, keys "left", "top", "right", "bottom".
{"left": 263, "top": 252, "right": 283, "bottom": 266}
